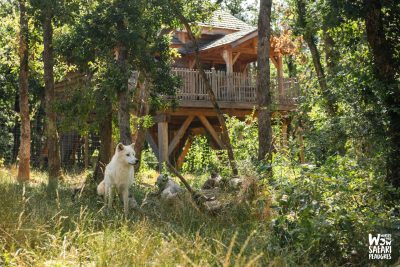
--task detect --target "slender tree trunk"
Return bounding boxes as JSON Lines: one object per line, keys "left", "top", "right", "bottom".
{"left": 171, "top": 4, "right": 238, "bottom": 176}
{"left": 12, "top": 90, "right": 20, "bottom": 163}
{"left": 286, "top": 55, "right": 297, "bottom": 78}
{"left": 17, "top": 0, "right": 30, "bottom": 182}
{"left": 363, "top": 0, "right": 400, "bottom": 188}
{"left": 132, "top": 80, "right": 149, "bottom": 172}
{"left": 43, "top": 13, "right": 61, "bottom": 194}
{"left": 323, "top": 29, "right": 338, "bottom": 74}
{"left": 93, "top": 108, "right": 113, "bottom": 182}
{"left": 257, "top": 0, "right": 273, "bottom": 164}
{"left": 116, "top": 19, "right": 132, "bottom": 145}
{"left": 295, "top": 0, "right": 337, "bottom": 116}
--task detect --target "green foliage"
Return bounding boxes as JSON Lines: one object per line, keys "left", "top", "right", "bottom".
{"left": 0, "top": 2, "right": 46, "bottom": 165}
{"left": 182, "top": 135, "right": 220, "bottom": 175}
{"left": 269, "top": 155, "right": 399, "bottom": 264}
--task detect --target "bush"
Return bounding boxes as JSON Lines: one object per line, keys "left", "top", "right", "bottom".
{"left": 269, "top": 155, "right": 399, "bottom": 265}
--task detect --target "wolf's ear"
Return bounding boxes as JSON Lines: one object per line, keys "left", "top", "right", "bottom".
{"left": 117, "top": 143, "right": 124, "bottom": 151}
{"left": 130, "top": 143, "right": 135, "bottom": 149}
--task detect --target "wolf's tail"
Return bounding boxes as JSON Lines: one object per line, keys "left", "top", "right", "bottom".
{"left": 97, "top": 180, "right": 105, "bottom": 196}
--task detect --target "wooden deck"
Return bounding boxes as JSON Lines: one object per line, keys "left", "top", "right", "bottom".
{"left": 171, "top": 68, "right": 300, "bottom": 111}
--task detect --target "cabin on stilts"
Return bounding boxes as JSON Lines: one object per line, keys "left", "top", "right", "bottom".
{"left": 54, "top": 10, "right": 300, "bottom": 170}
{"left": 147, "top": 10, "right": 299, "bottom": 169}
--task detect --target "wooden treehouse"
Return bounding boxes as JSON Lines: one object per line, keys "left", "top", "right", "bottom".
{"left": 147, "top": 10, "right": 300, "bottom": 169}
{"left": 54, "top": 10, "right": 299, "bottom": 169}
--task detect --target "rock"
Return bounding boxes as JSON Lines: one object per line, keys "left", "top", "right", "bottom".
{"left": 228, "top": 177, "right": 243, "bottom": 189}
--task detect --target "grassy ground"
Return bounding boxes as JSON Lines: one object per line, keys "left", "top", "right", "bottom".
{"left": 0, "top": 167, "right": 282, "bottom": 267}
{"left": 0, "top": 165, "right": 395, "bottom": 266}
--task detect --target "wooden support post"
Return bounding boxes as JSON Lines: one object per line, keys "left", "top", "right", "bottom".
{"left": 222, "top": 49, "right": 233, "bottom": 73}
{"left": 270, "top": 56, "right": 278, "bottom": 69}
{"left": 177, "top": 135, "right": 193, "bottom": 169}
{"left": 158, "top": 121, "right": 168, "bottom": 169}
{"left": 145, "top": 132, "right": 159, "bottom": 160}
{"left": 198, "top": 115, "right": 224, "bottom": 149}
{"left": 168, "top": 116, "right": 194, "bottom": 156}
{"left": 84, "top": 134, "right": 89, "bottom": 169}
{"left": 277, "top": 54, "right": 284, "bottom": 98}
{"left": 222, "top": 49, "right": 233, "bottom": 100}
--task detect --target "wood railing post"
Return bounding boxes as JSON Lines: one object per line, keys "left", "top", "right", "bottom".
{"left": 211, "top": 67, "right": 217, "bottom": 100}
{"left": 170, "top": 67, "right": 299, "bottom": 106}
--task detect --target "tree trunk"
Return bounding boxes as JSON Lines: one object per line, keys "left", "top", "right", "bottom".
{"left": 12, "top": 90, "right": 20, "bottom": 163}
{"left": 43, "top": 13, "right": 61, "bottom": 194}
{"left": 116, "top": 19, "right": 132, "bottom": 145}
{"left": 17, "top": 0, "right": 30, "bottom": 182}
{"left": 257, "top": 0, "right": 274, "bottom": 164}
{"left": 363, "top": 0, "right": 400, "bottom": 188}
{"left": 323, "top": 29, "right": 338, "bottom": 74}
{"left": 132, "top": 80, "right": 149, "bottom": 172}
{"left": 295, "top": 0, "right": 337, "bottom": 117}
{"left": 93, "top": 108, "right": 113, "bottom": 183}
{"left": 171, "top": 4, "right": 238, "bottom": 176}
{"left": 286, "top": 55, "right": 297, "bottom": 78}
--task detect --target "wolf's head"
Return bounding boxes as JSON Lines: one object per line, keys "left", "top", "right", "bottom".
{"left": 116, "top": 143, "right": 139, "bottom": 166}
{"left": 156, "top": 174, "right": 170, "bottom": 190}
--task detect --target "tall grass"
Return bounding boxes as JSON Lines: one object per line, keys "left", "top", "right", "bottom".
{"left": 0, "top": 167, "right": 275, "bottom": 266}
{"left": 0, "top": 163, "right": 397, "bottom": 266}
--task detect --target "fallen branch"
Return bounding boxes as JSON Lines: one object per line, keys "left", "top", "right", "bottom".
{"left": 165, "top": 161, "right": 210, "bottom": 205}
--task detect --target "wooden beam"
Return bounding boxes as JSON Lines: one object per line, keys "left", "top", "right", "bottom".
{"left": 145, "top": 132, "right": 159, "bottom": 160}
{"left": 154, "top": 113, "right": 170, "bottom": 123}
{"left": 270, "top": 56, "right": 278, "bottom": 69}
{"left": 277, "top": 54, "right": 284, "bottom": 96}
{"left": 158, "top": 122, "right": 168, "bottom": 166}
{"left": 232, "top": 52, "right": 241, "bottom": 65}
{"left": 197, "top": 115, "right": 224, "bottom": 148}
{"left": 177, "top": 135, "right": 193, "bottom": 169}
{"left": 231, "top": 30, "right": 258, "bottom": 48}
{"left": 188, "top": 59, "right": 196, "bottom": 69}
{"left": 168, "top": 115, "right": 194, "bottom": 156}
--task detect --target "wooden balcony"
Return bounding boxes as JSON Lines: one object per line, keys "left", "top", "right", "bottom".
{"left": 171, "top": 68, "right": 300, "bottom": 110}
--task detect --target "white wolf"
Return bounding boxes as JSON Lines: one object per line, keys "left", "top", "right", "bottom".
{"left": 97, "top": 143, "right": 138, "bottom": 216}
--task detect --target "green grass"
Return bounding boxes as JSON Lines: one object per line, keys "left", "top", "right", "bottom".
{"left": 0, "top": 165, "right": 396, "bottom": 266}
{"left": 0, "top": 167, "right": 278, "bottom": 266}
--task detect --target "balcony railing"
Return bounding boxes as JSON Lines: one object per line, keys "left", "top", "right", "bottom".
{"left": 171, "top": 68, "right": 300, "bottom": 109}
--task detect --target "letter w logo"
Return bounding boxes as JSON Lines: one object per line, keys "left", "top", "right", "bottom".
{"left": 369, "top": 234, "right": 381, "bottom": 245}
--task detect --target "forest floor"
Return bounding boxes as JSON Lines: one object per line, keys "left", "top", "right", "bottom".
{"left": 0, "top": 166, "right": 397, "bottom": 266}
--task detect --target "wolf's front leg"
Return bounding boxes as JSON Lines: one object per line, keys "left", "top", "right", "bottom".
{"left": 122, "top": 188, "right": 129, "bottom": 217}
{"left": 105, "top": 184, "right": 113, "bottom": 211}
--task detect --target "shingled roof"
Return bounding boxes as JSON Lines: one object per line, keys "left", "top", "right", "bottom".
{"left": 175, "top": 10, "right": 257, "bottom": 55}
{"left": 199, "top": 28, "right": 257, "bottom": 51}
{"left": 198, "top": 9, "right": 255, "bottom": 31}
